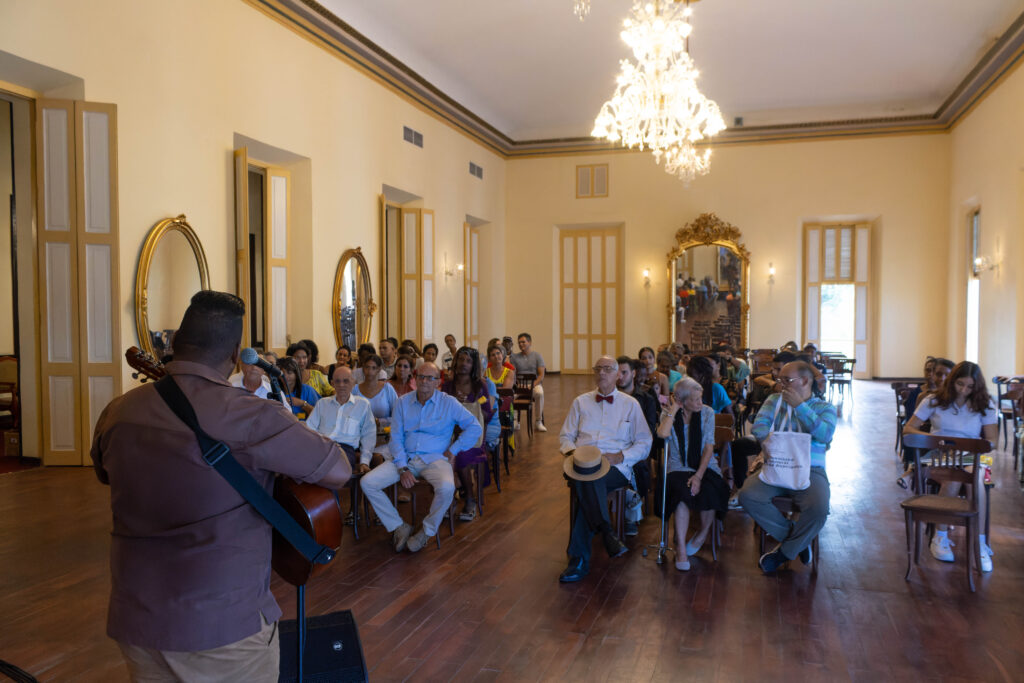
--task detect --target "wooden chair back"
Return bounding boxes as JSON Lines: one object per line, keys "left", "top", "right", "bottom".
{"left": 901, "top": 433, "right": 990, "bottom": 491}
{"left": 514, "top": 372, "right": 536, "bottom": 392}
{"left": 713, "top": 426, "right": 733, "bottom": 451}
{"left": 0, "top": 355, "right": 16, "bottom": 384}
{"left": 714, "top": 413, "right": 735, "bottom": 429}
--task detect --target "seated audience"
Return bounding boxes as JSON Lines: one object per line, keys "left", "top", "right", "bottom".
{"left": 300, "top": 338, "right": 328, "bottom": 374}
{"left": 389, "top": 355, "right": 417, "bottom": 397}
{"left": 510, "top": 332, "right": 547, "bottom": 432}
{"left": 902, "top": 360, "right": 997, "bottom": 572}
{"left": 639, "top": 346, "right": 670, "bottom": 399}
{"left": 897, "top": 357, "right": 953, "bottom": 489}
{"left": 657, "top": 351, "right": 683, "bottom": 395}
{"left": 616, "top": 356, "right": 659, "bottom": 534}
{"left": 739, "top": 360, "right": 837, "bottom": 574}
{"left": 557, "top": 356, "right": 653, "bottom": 583}
{"left": 687, "top": 355, "right": 732, "bottom": 415}
{"left": 360, "top": 362, "right": 481, "bottom": 552}
{"left": 230, "top": 351, "right": 288, "bottom": 409}
{"left": 277, "top": 356, "right": 319, "bottom": 420}
{"left": 352, "top": 343, "right": 387, "bottom": 383}
{"left": 379, "top": 338, "right": 399, "bottom": 379}
{"left": 305, "top": 367, "right": 376, "bottom": 471}
{"left": 327, "top": 344, "right": 353, "bottom": 381}
{"left": 485, "top": 343, "right": 516, "bottom": 389}
{"left": 422, "top": 343, "right": 439, "bottom": 367}
{"left": 441, "top": 334, "right": 458, "bottom": 372}
{"left": 656, "top": 377, "right": 730, "bottom": 570}
{"left": 288, "top": 341, "right": 332, "bottom": 397}
{"left": 352, "top": 354, "right": 398, "bottom": 437}
{"left": 441, "top": 347, "right": 495, "bottom": 522}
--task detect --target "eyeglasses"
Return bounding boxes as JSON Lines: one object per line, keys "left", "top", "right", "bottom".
{"left": 778, "top": 376, "right": 803, "bottom": 385}
{"left": 593, "top": 366, "right": 618, "bottom": 373}
{"left": 415, "top": 374, "right": 440, "bottom": 382}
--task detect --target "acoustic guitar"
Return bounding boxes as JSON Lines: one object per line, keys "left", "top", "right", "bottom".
{"left": 124, "top": 346, "right": 343, "bottom": 586}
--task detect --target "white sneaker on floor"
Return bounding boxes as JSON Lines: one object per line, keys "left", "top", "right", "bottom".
{"left": 535, "top": 421, "right": 547, "bottom": 432}
{"left": 979, "top": 545, "right": 993, "bottom": 573}
{"left": 930, "top": 535, "right": 955, "bottom": 563}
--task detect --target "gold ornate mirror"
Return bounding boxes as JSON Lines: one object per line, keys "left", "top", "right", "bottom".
{"left": 135, "top": 215, "right": 211, "bottom": 358}
{"left": 667, "top": 213, "right": 749, "bottom": 350}
{"left": 333, "top": 247, "right": 375, "bottom": 349}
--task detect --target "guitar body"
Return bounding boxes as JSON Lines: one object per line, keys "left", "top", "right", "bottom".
{"left": 272, "top": 479, "right": 343, "bottom": 586}
{"left": 124, "top": 346, "right": 343, "bottom": 587}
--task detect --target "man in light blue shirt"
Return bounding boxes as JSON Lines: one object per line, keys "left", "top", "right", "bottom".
{"left": 361, "top": 362, "right": 481, "bottom": 552}
{"left": 305, "top": 367, "right": 376, "bottom": 468}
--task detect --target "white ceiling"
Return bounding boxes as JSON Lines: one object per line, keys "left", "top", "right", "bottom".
{"left": 318, "top": 0, "right": 1023, "bottom": 141}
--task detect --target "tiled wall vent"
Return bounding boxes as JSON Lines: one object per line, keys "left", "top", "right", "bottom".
{"left": 469, "top": 162, "right": 483, "bottom": 179}
{"left": 403, "top": 125, "right": 424, "bottom": 148}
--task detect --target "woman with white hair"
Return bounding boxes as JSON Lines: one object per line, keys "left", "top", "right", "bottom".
{"left": 656, "top": 377, "right": 730, "bottom": 571}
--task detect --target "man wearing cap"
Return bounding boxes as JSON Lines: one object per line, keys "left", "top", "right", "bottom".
{"left": 558, "top": 355, "right": 653, "bottom": 582}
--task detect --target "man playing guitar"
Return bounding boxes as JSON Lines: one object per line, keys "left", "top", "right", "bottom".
{"left": 91, "top": 291, "right": 350, "bottom": 681}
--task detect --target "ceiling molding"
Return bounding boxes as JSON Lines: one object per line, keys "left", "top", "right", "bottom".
{"left": 249, "top": 0, "right": 1024, "bottom": 159}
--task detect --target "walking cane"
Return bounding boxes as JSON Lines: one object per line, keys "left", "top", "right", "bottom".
{"left": 645, "top": 443, "right": 673, "bottom": 564}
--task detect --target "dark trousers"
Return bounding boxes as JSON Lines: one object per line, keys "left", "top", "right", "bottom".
{"left": 567, "top": 467, "right": 629, "bottom": 561}
{"left": 730, "top": 437, "right": 761, "bottom": 489}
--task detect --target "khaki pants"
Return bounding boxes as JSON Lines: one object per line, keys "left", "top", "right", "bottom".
{"left": 118, "top": 615, "right": 279, "bottom": 682}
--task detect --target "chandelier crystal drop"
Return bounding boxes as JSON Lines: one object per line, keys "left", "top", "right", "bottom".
{"left": 591, "top": 0, "right": 725, "bottom": 183}
{"left": 574, "top": 0, "right": 591, "bottom": 21}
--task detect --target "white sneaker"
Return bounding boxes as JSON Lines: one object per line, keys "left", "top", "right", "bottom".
{"left": 930, "top": 535, "right": 955, "bottom": 563}
{"left": 979, "top": 545, "right": 993, "bottom": 573}
{"left": 535, "top": 421, "right": 547, "bottom": 432}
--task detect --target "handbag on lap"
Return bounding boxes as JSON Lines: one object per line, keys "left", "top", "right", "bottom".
{"left": 758, "top": 399, "right": 812, "bottom": 490}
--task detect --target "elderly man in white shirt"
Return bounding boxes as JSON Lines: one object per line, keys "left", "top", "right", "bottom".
{"left": 305, "top": 367, "right": 376, "bottom": 469}
{"left": 230, "top": 352, "right": 289, "bottom": 409}
{"left": 558, "top": 355, "right": 653, "bottom": 583}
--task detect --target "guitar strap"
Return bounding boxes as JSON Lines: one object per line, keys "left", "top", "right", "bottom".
{"left": 153, "top": 375, "right": 335, "bottom": 567}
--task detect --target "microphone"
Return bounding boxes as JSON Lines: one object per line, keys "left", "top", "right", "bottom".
{"left": 240, "top": 347, "right": 283, "bottom": 378}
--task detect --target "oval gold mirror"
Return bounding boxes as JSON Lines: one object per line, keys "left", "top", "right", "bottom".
{"left": 668, "top": 213, "right": 750, "bottom": 350}
{"left": 135, "top": 215, "right": 210, "bottom": 358}
{"left": 333, "top": 247, "right": 375, "bottom": 350}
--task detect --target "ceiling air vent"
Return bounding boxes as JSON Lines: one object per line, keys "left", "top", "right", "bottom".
{"left": 403, "top": 125, "right": 424, "bottom": 148}
{"left": 469, "top": 162, "right": 483, "bottom": 179}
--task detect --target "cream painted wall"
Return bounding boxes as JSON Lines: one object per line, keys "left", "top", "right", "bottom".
{"left": 948, "top": 62, "right": 1024, "bottom": 377}
{"left": 0, "top": 100, "right": 12, "bottom": 355}
{"left": 0, "top": 0, "right": 506, "bottom": 400}
{"left": 506, "top": 134, "right": 950, "bottom": 377}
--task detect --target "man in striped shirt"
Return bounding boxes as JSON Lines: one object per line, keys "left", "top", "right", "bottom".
{"left": 739, "top": 361, "right": 837, "bottom": 574}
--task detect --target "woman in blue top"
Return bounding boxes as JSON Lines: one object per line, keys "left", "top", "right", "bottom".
{"left": 352, "top": 354, "right": 398, "bottom": 456}
{"left": 277, "top": 357, "right": 319, "bottom": 420}
{"left": 686, "top": 355, "right": 732, "bottom": 415}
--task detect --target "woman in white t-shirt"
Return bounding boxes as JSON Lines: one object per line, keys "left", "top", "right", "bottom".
{"left": 903, "top": 360, "right": 997, "bottom": 572}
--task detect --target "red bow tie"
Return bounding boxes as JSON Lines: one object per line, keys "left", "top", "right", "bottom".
{"left": 596, "top": 394, "right": 614, "bottom": 404}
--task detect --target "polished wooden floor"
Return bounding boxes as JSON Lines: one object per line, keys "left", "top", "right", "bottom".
{"left": 2, "top": 377, "right": 1023, "bottom": 682}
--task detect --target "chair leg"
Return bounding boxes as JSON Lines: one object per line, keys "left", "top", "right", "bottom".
{"left": 811, "top": 535, "right": 819, "bottom": 574}
{"left": 349, "top": 483, "right": 360, "bottom": 541}
{"left": 490, "top": 446, "right": 501, "bottom": 493}
{"left": 966, "top": 518, "right": 976, "bottom": 593}
{"left": 903, "top": 510, "right": 914, "bottom": 580}
{"left": 476, "top": 461, "right": 486, "bottom": 517}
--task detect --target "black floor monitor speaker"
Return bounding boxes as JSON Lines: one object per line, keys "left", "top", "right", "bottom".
{"left": 278, "top": 610, "right": 368, "bottom": 683}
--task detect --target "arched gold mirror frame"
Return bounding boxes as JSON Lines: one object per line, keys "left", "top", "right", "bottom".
{"left": 134, "top": 214, "right": 211, "bottom": 357}
{"left": 667, "top": 212, "right": 750, "bottom": 349}
{"left": 333, "top": 247, "right": 376, "bottom": 348}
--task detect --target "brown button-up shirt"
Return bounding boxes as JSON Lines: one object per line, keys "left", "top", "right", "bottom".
{"left": 91, "top": 360, "right": 342, "bottom": 652}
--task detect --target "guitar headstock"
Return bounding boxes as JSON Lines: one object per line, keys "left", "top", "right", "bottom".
{"left": 125, "top": 346, "right": 166, "bottom": 383}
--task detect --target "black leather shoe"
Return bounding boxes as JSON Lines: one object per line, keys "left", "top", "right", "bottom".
{"left": 559, "top": 557, "right": 590, "bottom": 583}
{"left": 603, "top": 532, "right": 629, "bottom": 559}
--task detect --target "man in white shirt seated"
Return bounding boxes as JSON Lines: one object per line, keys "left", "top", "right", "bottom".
{"left": 441, "top": 334, "right": 457, "bottom": 373}
{"left": 305, "top": 367, "right": 376, "bottom": 470}
{"left": 229, "top": 351, "right": 288, "bottom": 408}
{"left": 558, "top": 355, "right": 653, "bottom": 583}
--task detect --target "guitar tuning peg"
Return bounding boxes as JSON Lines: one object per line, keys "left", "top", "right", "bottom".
{"left": 132, "top": 372, "right": 139, "bottom": 379}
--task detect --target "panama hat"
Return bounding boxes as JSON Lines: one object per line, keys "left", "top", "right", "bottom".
{"left": 563, "top": 445, "right": 611, "bottom": 482}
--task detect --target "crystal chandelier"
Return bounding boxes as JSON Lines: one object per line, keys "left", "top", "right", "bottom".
{"left": 573, "top": 0, "right": 591, "bottom": 21}
{"left": 591, "top": 0, "right": 726, "bottom": 183}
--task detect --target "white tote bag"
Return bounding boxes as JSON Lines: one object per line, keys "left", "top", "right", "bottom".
{"left": 758, "top": 399, "right": 812, "bottom": 491}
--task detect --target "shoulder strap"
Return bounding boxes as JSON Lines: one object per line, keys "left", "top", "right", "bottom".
{"left": 153, "top": 376, "right": 334, "bottom": 566}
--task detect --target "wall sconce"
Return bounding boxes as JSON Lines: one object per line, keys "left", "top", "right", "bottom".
{"left": 973, "top": 256, "right": 999, "bottom": 275}
{"left": 442, "top": 253, "right": 463, "bottom": 279}
{"left": 768, "top": 262, "right": 776, "bottom": 285}
{"left": 642, "top": 267, "right": 651, "bottom": 287}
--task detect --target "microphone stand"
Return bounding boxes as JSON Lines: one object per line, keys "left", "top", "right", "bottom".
{"left": 646, "top": 443, "right": 674, "bottom": 565}
{"left": 267, "top": 373, "right": 285, "bottom": 406}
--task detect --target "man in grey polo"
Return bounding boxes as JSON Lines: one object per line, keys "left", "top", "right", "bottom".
{"left": 509, "top": 332, "right": 547, "bottom": 432}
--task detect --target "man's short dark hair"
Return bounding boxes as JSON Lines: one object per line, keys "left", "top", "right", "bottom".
{"left": 773, "top": 351, "right": 798, "bottom": 364}
{"left": 517, "top": 333, "right": 532, "bottom": 342}
{"left": 172, "top": 291, "right": 244, "bottom": 362}
{"left": 788, "top": 360, "right": 816, "bottom": 384}
{"left": 357, "top": 342, "right": 376, "bottom": 356}
{"left": 616, "top": 355, "right": 640, "bottom": 373}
